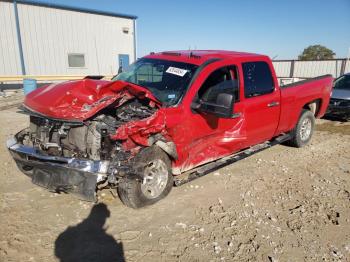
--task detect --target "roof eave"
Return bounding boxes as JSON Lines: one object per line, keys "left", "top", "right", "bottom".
{"left": 7, "top": 0, "right": 138, "bottom": 20}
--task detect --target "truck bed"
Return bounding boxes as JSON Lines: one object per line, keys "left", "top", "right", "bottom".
{"left": 276, "top": 74, "right": 333, "bottom": 135}
{"left": 280, "top": 74, "right": 333, "bottom": 89}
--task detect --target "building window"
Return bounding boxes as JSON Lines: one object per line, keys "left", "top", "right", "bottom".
{"left": 68, "top": 53, "right": 85, "bottom": 68}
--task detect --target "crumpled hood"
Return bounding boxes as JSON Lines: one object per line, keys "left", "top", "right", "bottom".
{"left": 24, "top": 79, "right": 161, "bottom": 121}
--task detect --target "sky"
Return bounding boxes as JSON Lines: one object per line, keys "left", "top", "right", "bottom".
{"left": 24, "top": 0, "right": 350, "bottom": 59}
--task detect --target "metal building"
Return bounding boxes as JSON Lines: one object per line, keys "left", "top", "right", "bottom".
{"left": 0, "top": 0, "right": 137, "bottom": 77}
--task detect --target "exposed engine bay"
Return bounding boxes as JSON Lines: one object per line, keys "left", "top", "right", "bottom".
{"left": 19, "top": 98, "right": 157, "bottom": 174}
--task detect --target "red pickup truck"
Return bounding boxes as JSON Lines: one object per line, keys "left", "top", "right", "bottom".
{"left": 7, "top": 50, "right": 333, "bottom": 208}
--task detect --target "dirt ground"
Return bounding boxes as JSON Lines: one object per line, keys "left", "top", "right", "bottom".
{"left": 0, "top": 107, "right": 349, "bottom": 262}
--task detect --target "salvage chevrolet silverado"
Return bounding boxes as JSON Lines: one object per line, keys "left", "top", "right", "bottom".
{"left": 7, "top": 50, "right": 333, "bottom": 208}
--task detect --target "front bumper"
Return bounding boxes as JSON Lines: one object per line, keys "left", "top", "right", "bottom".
{"left": 6, "top": 134, "right": 109, "bottom": 201}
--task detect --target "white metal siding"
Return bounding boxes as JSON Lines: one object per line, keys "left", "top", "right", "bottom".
{"left": 0, "top": 1, "right": 22, "bottom": 75}
{"left": 272, "top": 61, "right": 291, "bottom": 77}
{"left": 294, "top": 60, "right": 338, "bottom": 78}
{"left": 273, "top": 60, "right": 350, "bottom": 79}
{"left": 345, "top": 60, "right": 350, "bottom": 74}
{"left": 15, "top": 3, "right": 135, "bottom": 76}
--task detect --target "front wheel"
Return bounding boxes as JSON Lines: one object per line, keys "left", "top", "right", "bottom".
{"left": 286, "top": 109, "right": 315, "bottom": 148}
{"left": 117, "top": 146, "right": 173, "bottom": 208}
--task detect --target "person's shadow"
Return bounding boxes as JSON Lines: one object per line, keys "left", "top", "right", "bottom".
{"left": 55, "top": 203, "right": 125, "bottom": 262}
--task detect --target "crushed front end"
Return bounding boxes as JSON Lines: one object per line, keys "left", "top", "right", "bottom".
{"left": 7, "top": 114, "right": 114, "bottom": 201}
{"left": 6, "top": 80, "right": 163, "bottom": 201}
{"left": 7, "top": 131, "right": 108, "bottom": 201}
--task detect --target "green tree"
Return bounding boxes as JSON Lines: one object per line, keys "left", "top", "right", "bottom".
{"left": 298, "top": 45, "right": 336, "bottom": 60}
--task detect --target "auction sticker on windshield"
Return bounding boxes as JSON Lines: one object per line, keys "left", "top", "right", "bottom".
{"left": 166, "top": 67, "right": 188, "bottom": 77}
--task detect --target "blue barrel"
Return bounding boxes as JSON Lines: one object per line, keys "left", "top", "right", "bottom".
{"left": 23, "top": 78, "right": 37, "bottom": 95}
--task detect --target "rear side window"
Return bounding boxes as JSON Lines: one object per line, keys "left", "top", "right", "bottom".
{"left": 242, "top": 62, "right": 274, "bottom": 98}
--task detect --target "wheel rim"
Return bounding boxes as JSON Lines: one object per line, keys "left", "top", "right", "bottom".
{"left": 300, "top": 118, "right": 312, "bottom": 141}
{"left": 141, "top": 159, "right": 169, "bottom": 199}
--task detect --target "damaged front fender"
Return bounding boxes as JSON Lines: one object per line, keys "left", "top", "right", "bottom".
{"left": 111, "top": 110, "right": 167, "bottom": 147}
{"left": 110, "top": 109, "right": 178, "bottom": 161}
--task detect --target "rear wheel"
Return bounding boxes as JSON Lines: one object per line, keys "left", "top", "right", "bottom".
{"left": 117, "top": 146, "right": 173, "bottom": 208}
{"left": 286, "top": 109, "right": 315, "bottom": 148}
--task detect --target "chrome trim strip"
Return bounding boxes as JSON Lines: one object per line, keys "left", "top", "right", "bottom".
{"left": 7, "top": 137, "right": 109, "bottom": 174}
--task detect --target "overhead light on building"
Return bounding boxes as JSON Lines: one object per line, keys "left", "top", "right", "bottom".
{"left": 122, "top": 27, "right": 129, "bottom": 34}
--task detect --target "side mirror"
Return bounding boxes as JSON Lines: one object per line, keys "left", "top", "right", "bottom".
{"left": 214, "top": 93, "right": 235, "bottom": 117}
{"left": 191, "top": 93, "right": 235, "bottom": 118}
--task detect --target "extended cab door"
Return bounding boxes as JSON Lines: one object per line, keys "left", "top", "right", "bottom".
{"left": 177, "top": 61, "right": 246, "bottom": 172}
{"left": 240, "top": 61, "right": 280, "bottom": 146}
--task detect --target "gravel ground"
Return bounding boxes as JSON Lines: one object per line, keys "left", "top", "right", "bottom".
{"left": 0, "top": 91, "right": 24, "bottom": 111}
{"left": 0, "top": 108, "right": 349, "bottom": 262}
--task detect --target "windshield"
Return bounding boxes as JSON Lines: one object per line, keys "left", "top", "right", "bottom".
{"left": 112, "top": 58, "right": 198, "bottom": 106}
{"left": 334, "top": 75, "right": 350, "bottom": 90}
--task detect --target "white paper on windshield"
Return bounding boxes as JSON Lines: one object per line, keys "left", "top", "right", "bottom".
{"left": 166, "top": 67, "right": 188, "bottom": 77}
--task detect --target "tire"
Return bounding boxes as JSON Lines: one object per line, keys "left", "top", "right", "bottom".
{"left": 286, "top": 109, "right": 315, "bottom": 148}
{"left": 117, "top": 146, "right": 173, "bottom": 208}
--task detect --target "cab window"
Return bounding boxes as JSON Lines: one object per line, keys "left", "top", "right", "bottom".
{"left": 242, "top": 61, "right": 274, "bottom": 98}
{"left": 197, "top": 66, "right": 239, "bottom": 103}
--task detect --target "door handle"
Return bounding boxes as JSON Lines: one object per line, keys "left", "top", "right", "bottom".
{"left": 267, "top": 101, "right": 280, "bottom": 107}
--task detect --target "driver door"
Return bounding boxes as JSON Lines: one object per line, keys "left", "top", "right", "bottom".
{"left": 179, "top": 64, "right": 246, "bottom": 172}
